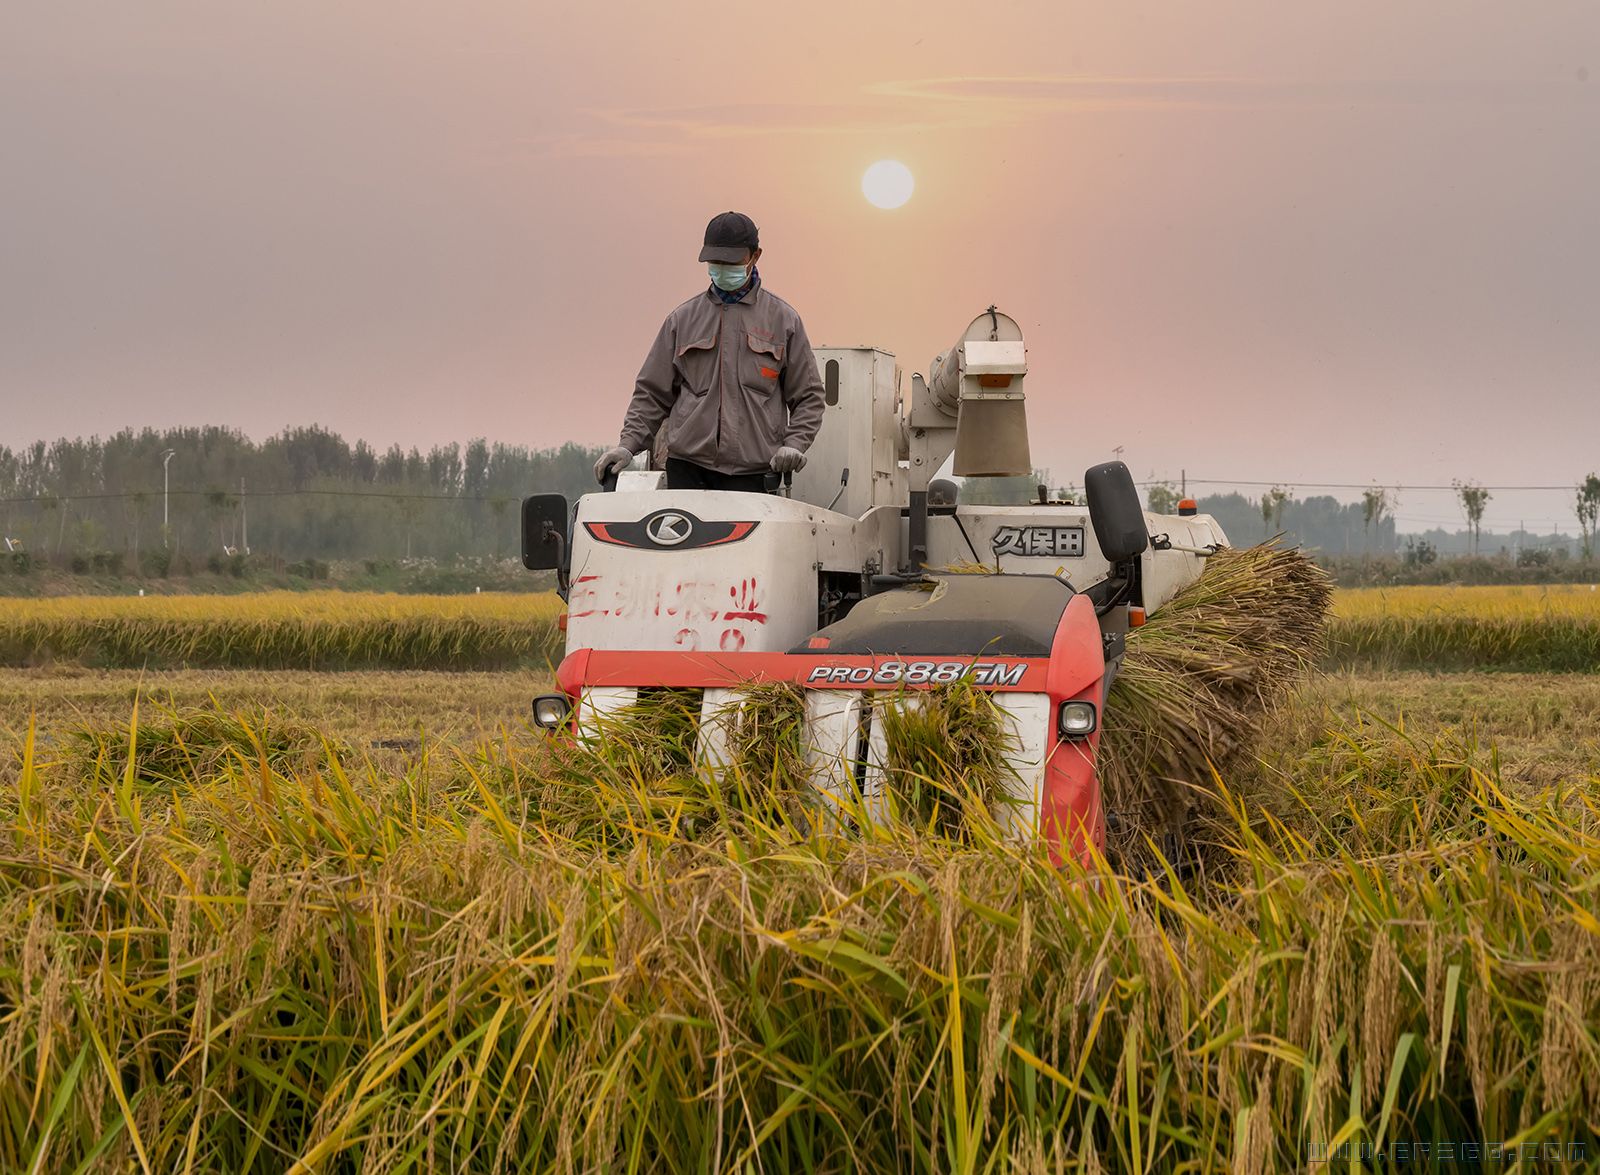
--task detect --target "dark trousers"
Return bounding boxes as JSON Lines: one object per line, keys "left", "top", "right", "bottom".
{"left": 665, "top": 457, "right": 773, "bottom": 493}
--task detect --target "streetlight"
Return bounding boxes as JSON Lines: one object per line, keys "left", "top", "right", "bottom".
{"left": 161, "top": 449, "right": 176, "bottom": 548}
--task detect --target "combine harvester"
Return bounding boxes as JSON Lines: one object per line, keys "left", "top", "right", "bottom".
{"left": 522, "top": 309, "right": 1228, "bottom": 864}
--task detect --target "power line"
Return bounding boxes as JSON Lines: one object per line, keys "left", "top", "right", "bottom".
{"left": 0, "top": 479, "right": 1589, "bottom": 505}
{"left": 0, "top": 487, "right": 522, "bottom": 504}
{"left": 1169, "top": 479, "right": 1581, "bottom": 492}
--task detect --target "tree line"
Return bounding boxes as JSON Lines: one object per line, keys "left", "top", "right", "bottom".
{"left": 1147, "top": 478, "right": 1599, "bottom": 562}
{"left": 1, "top": 425, "right": 1593, "bottom": 571}
{"left": 0, "top": 426, "right": 604, "bottom": 568}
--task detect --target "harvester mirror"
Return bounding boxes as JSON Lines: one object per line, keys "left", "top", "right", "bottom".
{"left": 520, "top": 494, "right": 569, "bottom": 571}
{"left": 1084, "top": 461, "right": 1148, "bottom": 563}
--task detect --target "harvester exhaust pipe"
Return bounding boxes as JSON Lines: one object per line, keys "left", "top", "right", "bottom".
{"left": 928, "top": 306, "right": 1031, "bottom": 478}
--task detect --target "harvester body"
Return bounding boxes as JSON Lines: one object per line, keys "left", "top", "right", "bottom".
{"left": 525, "top": 310, "right": 1228, "bottom": 864}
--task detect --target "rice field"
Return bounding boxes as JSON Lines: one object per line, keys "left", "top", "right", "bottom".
{"left": 1334, "top": 583, "right": 1600, "bottom": 619}
{"left": 0, "top": 590, "right": 564, "bottom": 671}
{"left": 4, "top": 582, "right": 1598, "bottom": 672}
{"left": 1, "top": 592, "right": 562, "bottom": 624}
{"left": 2, "top": 573, "right": 1599, "bottom": 1169}
{"left": 2, "top": 675, "right": 1597, "bottom": 1170}
{"left": 1331, "top": 584, "right": 1600, "bottom": 672}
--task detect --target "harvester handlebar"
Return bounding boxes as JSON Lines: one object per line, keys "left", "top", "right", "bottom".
{"left": 760, "top": 471, "right": 794, "bottom": 497}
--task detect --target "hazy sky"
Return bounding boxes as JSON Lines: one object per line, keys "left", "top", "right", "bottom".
{"left": 3, "top": 2, "right": 1597, "bottom": 530}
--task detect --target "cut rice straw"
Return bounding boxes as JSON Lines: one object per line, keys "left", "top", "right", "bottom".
{"left": 1100, "top": 541, "right": 1333, "bottom": 867}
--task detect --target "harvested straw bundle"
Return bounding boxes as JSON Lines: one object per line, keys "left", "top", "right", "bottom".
{"left": 67, "top": 700, "right": 338, "bottom": 788}
{"left": 722, "top": 681, "right": 814, "bottom": 827}
{"left": 530, "top": 687, "right": 717, "bottom": 845}
{"left": 537, "top": 684, "right": 820, "bottom": 843}
{"left": 879, "top": 680, "right": 1021, "bottom": 837}
{"left": 602, "top": 686, "right": 703, "bottom": 777}
{"left": 1100, "top": 543, "right": 1332, "bottom": 863}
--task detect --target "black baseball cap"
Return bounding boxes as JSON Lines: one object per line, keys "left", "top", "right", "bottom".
{"left": 698, "top": 211, "right": 759, "bottom": 262}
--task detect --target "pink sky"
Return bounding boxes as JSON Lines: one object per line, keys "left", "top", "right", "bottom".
{"left": 2, "top": 1, "right": 1597, "bottom": 530}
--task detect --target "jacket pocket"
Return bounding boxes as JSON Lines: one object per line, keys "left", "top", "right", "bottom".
{"left": 742, "top": 331, "right": 785, "bottom": 395}
{"left": 674, "top": 335, "right": 718, "bottom": 396}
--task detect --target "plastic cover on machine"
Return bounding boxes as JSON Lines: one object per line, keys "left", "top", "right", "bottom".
{"left": 791, "top": 575, "right": 1073, "bottom": 657}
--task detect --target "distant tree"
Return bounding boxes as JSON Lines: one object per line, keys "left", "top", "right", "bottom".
{"left": 1403, "top": 537, "right": 1437, "bottom": 566}
{"left": 1576, "top": 473, "right": 1600, "bottom": 562}
{"left": 393, "top": 496, "right": 423, "bottom": 560}
{"left": 1146, "top": 479, "right": 1179, "bottom": 515}
{"left": 353, "top": 439, "right": 378, "bottom": 482}
{"left": 128, "top": 490, "right": 148, "bottom": 562}
{"left": 489, "top": 497, "right": 512, "bottom": 559}
{"left": 204, "top": 489, "right": 237, "bottom": 550}
{"left": 1361, "top": 486, "right": 1392, "bottom": 552}
{"left": 959, "top": 469, "right": 1051, "bottom": 505}
{"left": 41, "top": 494, "right": 67, "bottom": 555}
{"left": 378, "top": 443, "right": 406, "bottom": 484}
{"left": 1260, "top": 485, "right": 1291, "bottom": 536}
{"left": 1453, "top": 480, "right": 1491, "bottom": 555}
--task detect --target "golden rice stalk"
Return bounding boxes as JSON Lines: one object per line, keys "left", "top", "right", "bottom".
{"left": 878, "top": 679, "right": 1022, "bottom": 838}
{"left": 4, "top": 670, "right": 1599, "bottom": 1169}
{"left": 572, "top": 687, "right": 703, "bottom": 782}
{"left": 66, "top": 700, "right": 339, "bottom": 788}
{"left": 721, "top": 682, "right": 814, "bottom": 827}
{"left": 1100, "top": 543, "right": 1333, "bottom": 865}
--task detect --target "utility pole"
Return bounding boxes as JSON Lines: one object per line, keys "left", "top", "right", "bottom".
{"left": 1181, "top": 468, "right": 1186, "bottom": 497}
{"left": 240, "top": 476, "right": 248, "bottom": 554}
{"left": 161, "top": 449, "right": 176, "bottom": 548}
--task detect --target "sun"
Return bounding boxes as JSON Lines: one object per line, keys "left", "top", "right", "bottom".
{"left": 862, "top": 160, "right": 914, "bottom": 209}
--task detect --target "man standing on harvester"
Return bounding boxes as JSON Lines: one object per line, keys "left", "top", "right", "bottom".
{"left": 593, "top": 211, "right": 826, "bottom": 492}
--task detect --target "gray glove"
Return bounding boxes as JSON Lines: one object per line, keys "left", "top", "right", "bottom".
{"left": 770, "top": 446, "right": 806, "bottom": 474}
{"left": 594, "top": 446, "right": 634, "bottom": 483}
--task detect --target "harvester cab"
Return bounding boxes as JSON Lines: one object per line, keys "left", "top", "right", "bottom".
{"left": 523, "top": 309, "right": 1229, "bottom": 865}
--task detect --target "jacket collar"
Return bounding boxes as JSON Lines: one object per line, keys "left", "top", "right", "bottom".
{"left": 706, "top": 273, "right": 762, "bottom": 306}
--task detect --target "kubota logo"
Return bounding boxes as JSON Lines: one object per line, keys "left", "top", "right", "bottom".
{"left": 646, "top": 512, "right": 692, "bottom": 546}
{"left": 992, "top": 525, "right": 1085, "bottom": 558}
{"left": 583, "top": 510, "right": 759, "bottom": 551}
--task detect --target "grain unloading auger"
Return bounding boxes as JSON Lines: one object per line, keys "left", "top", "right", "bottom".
{"left": 522, "top": 309, "right": 1229, "bottom": 865}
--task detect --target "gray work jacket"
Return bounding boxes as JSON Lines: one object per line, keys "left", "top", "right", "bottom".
{"left": 618, "top": 282, "right": 826, "bottom": 475}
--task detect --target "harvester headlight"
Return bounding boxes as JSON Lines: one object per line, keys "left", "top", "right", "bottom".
{"left": 1057, "top": 701, "right": 1098, "bottom": 738}
{"left": 531, "top": 694, "right": 573, "bottom": 730}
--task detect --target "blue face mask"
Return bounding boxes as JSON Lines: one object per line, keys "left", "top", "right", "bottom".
{"left": 708, "top": 262, "right": 749, "bottom": 292}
